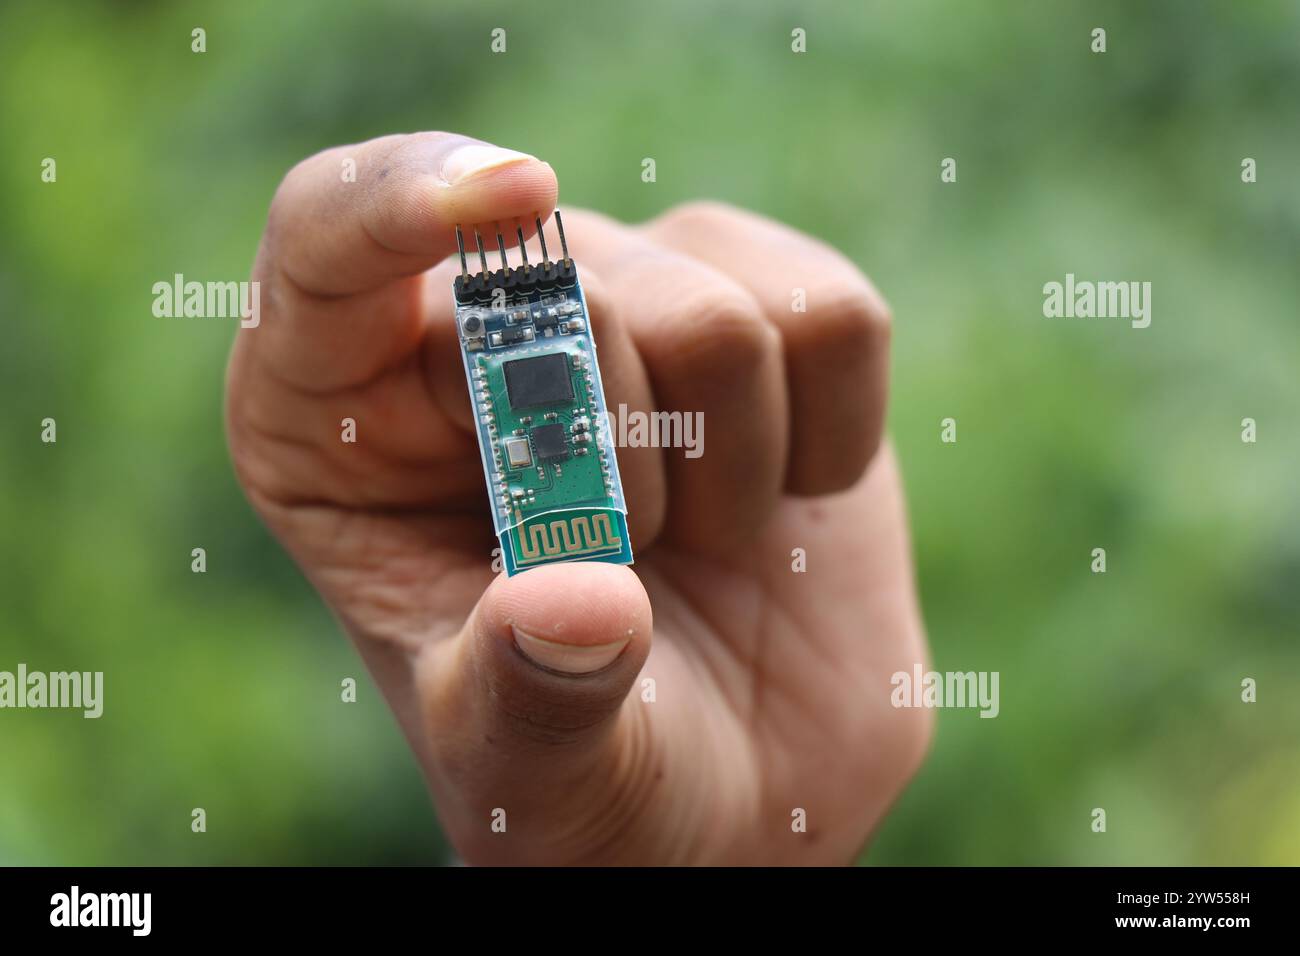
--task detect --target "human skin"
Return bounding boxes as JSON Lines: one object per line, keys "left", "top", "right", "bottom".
{"left": 225, "top": 131, "right": 933, "bottom": 865}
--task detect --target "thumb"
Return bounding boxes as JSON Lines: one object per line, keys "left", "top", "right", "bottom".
{"left": 418, "top": 562, "right": 652, "bottom": 859}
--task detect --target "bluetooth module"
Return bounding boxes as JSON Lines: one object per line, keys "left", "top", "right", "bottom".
{"left": 453, "top": 212, "right": 633, "bottom": 576}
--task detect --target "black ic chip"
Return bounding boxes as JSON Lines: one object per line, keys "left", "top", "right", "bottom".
{"left": 531, "top": 422, "right": 570, "bottom": 462}
{"left": 503, "top": 353, "right": 573, "bottom": 410}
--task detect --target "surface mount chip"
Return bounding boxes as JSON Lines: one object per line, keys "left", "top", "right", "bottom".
{"left": 453, "top": 212, "right": 633, "bottom": 576}
{"left": 531, "top": 421, "right": 570, "bottom": 462}
{"left": 504, "top": 353, "right": 574, "bottom": 409}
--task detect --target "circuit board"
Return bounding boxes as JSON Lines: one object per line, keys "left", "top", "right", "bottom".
{"left": 453, "top": 213, "right": 632, "bottom": 576}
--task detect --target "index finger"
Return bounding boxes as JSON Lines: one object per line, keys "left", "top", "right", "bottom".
{"left": 266, "top": 132, "right": 557, "bottom": 296}
{"left": 248, "top": 132, "right": 558, "bottom": 390}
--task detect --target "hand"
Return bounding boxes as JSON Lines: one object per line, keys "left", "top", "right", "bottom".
{"left": 226, "top": 132, "right": 932, "bottom": 865}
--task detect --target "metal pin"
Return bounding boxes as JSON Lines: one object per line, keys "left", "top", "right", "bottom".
{"left": 535, "top": 216, "right": 550, "bottom": 266}
{"left": 455, "top": 225, "right": 468, "bottom": 281}
{"left": 473, "top": 228, "right": 488, "bottom": 275}
{"left": 555, "top": 209, "right": 571, "bottom": 265}
{"left": 516, "top": 223, "right": 530, "bottom": 266}
{"left": 495, "top": 225, "right": 508, "bottom": 271}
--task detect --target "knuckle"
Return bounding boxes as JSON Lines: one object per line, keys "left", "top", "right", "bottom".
{"left": 811, "top": 280, "right": 892, "bottom": 352}
{"left": 263, "top": 151, "right": 336, "bottom": 257}
{"left": 668, "top": 284, "right": 778, "bottom": 371}
{"left": 268, "top": 152, "right": 320, "bottom": 216}
{"left": 657, "top": 199, "right": 741, "bottom": 231}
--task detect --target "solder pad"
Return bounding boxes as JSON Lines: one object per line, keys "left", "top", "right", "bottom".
{"left": 453, "top": 214, "right": 632, "bottom": 576}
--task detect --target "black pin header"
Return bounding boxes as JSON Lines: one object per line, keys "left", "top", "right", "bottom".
{"left": 454, "top": 211, "right": 576, "bottom": 303}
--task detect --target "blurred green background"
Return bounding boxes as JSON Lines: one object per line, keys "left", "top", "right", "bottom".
{"left": 2, "top": 0, "right": 1297, "bottom": 865}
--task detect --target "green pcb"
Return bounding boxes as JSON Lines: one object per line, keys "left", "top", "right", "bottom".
{"left": 477, "top": 343, "right": 612, "bottom": 522}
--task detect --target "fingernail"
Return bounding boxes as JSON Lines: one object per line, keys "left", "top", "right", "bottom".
{"left": 512, "top": 627, "right": 629, "bottom": 675}
{"left": 441, "top": 144, "right": 537, "bottom": 184}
